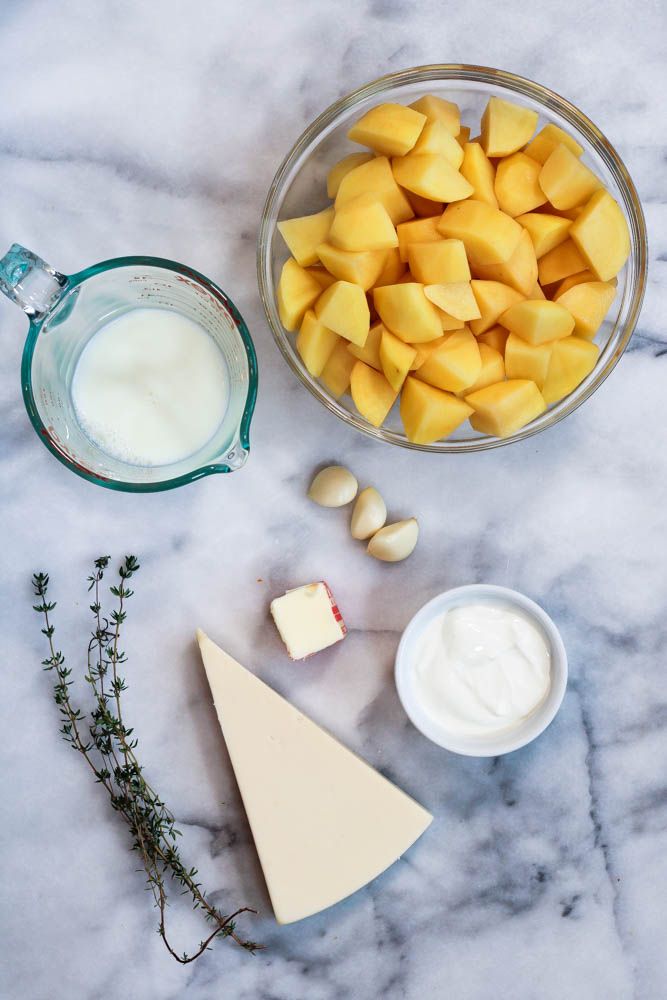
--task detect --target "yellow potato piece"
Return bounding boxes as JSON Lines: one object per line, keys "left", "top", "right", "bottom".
{"left": 373, "top": 282, "right": 442, "bottom": 342}
{"left": 296, "top": 310, "right": 340, "bottom": 377}
{"left": 409, "top": 334, "right": 450, "bottom": 370}
{"left": 326, "top": 152, "right": 375, "bottom": 198}
{"left": 350, "top": 361, "right": 398, "bottom": 427}
{"left": 316, "top": 243, "right": 387, "bottom": 291}
{"left": 494, "top": 153, "right": 547, "bottom": 217}
{"left": 473, "top": 229, "right": 538, "bottom": 297}
{"left": 392, "top": 154, "right": 473, "bottom": 202}
{"left": 315, "top": 280, "right": 370, "bottom": 346}
{"left": 435, "top": 309, "right": 466, "bottom": 331}
{"left": 469, "top": 280, "right": 524, "bottom": 335}
{"left": 538, "top": 238, "right": 587, "bottom": 287}
{"left": 320, "top": 339, "right": 357, "bottom": 397}
{"left": 348, "top": 102, "right": 426, "bottom": 157}
{"left": 412, "top": 120, "right": 464, "bottom": 168}
{"left": 347, "top": 321, "right": 385, "bottom": 369}
{"left": 373, "top": 246, "right": 407, "bottom": 288}
{"left": 460, "top": 343, "right": 505, "bottom": 394}
{"left": 396, "top": 215, "right": 443, "bottom": 262}
{"left": 401, "top": 376, "right": 472, "bottom": 444}
{"left": 569, "top": 190, "right": 631, "bottom": 281}
{"left": 466, "top": 380, "right": 546, "bottom": 437}
{"left": 504, "top": 332, "right": 553, "bottom": 388}
{"left": 554, "top": 281, "right": 617, "bottom": 340}
{"left": 499, "top": 299, "right": 575, "bottom": 346}
{"left": 379, "top": 329, "right": 417, "bottom": 391}
{"left": 538, "top": 144, "right": 602, "bottom": 210}
{"left": 329, "top": 193, "right": 398, "bottom": 252}
{"left": 424, "top": 282, "right": 481, "bottom": 321}
{"left": 477, "top": 325, "right": 509, "bottom": 355}
{"left": 541, "top": 336, "right": 600, "bottom": 404}
{"left": 524, "top": 123, "right": 584, "bottom": 165}
{"left": 409, "top": 95, "right": 460, "bottom": 136}
{"left": 456, "top": 125, "right": 471, "bottom": 148}
{"left": 530, "top": 280, "right": 546, "bottom": 299}
{"left": 403, "top": 189, "right": 444, "bottom": 217}
{"left": 416, "top": 327, "right": 482, "bottom": 392}
{"left": 438, "top": 201, "right": 523, "bottom": 267}
{"left": 335, "top": 156, "right": 414, "bottom": 225}
{"left": 480, "top": 97, "right": 539, "bottom": 157}
{"left": 305, "top": 265, "right": 337, "bottom": 290}
{"left": 552, "top": 270, "right": 597, "bottom": 297}
{"left": 277, "top": 207, "right": 335, "bottom": 267}
{"left": 516, "top": 212, "right": 571, "bottom": 258}
{"left": 278, "top": 258, "right": 323, "bottom": 332}
{"left": 408, "top": 239, "right": 470, "bottom": 285}
{"left": 459, "top": 143, "right": 498, "bottom": 207}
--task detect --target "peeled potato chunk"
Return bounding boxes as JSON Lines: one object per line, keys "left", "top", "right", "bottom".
{"left": 466, "top": 380, "right": 546, "bottom": 437}
{"left": 541, "top": 336, "right": 600, "bottom": 404}
{"left": 396, "top": 215, "right": 443, "bottom": 262}
{"left": 516, "top": 212, "right": 571, "bottom": 258}
{"left": 401, "top": 376, "right": 472, "bottom": 444}
{"left": 424, "top": 282, "right": 481, "bottom": 321}
{"left": 350, "top": 360, "right": 398, "bottom": 427}
{"left": 379, "top": 328, "right": 417, "bottom": 391}
{"left": 409, "top": 335, "right": 450, "bottom": 370}
{"left": 277, "top": 207, "right": 335, "bottom": 268}
{"left": 305, "top": 265, "right": 337, "bottom": 290}
{"left": 435, "top": 308, "right": 466, "bottom": 332}
{"left": 552, "top": 270, "right": 597, "bottom": 297}
{"left": 409, "top": 94, "right": 460, "bottom": 136}
{"left": 554, "top": 281, "right": 617, "bottom": 340}
{"left": 461, "top": 343, "right": 505, "bottom": 394}
{"left": 374, "top": 247, "right": 407, "bottom": 288}
{"left": 316, "top": 243, "right": 387, "bottom": 291}
{"left": 477, "top": 325, "right": 509, "bottom": 354}
{"left": 499, "top": 299, "right": 575, "bottom": 346}
{"left": 278, "top": 258, "right": 323, "bottom": 331}
{"left": 315, "top": 280, "right": 370, "bottom": 346}
{"left": 504, "top": 332, "right": 553, "bottom": 388}
{"left": 408, "top": 239, "right": 470, "bottom": 284}
{"left": 480, "top": 97, "right": 539, "bottom": 157}
{"left": 335, "top": 156, "right": 414, "bottom": 225}
{"left": 569, "top": 190, "right": 631, "bottom": 281}
{"left": 460, "top": 142, "right": 498, "bottom": 207}
{"left": 416, "top": 327, "right": 482, "bottom": 392}
{"left": 326, "top": 152, "right": 375, "bottom": 198}
{"left": 348, "top": 102, "right": 426, "bottom": 157}
{"left": 392, "top": 154, "right": 473, "bottom": 203}
{"left": 469, "top": 279, "right": 524, "bottom": 335}
{"left": 537, "top": 238, "right": 587, "bottom": 287}
{"left": 525, "top": 123, "right": 584, "bottom": 165}
{"left": 348, "top": 320, "right": 384, "bottom": 369}
{"left": 437, "top": 201, "right": 523, "bottom": 267}
{"left": 320, "top": 339, "right": 357, "bottom": 397}
{"left": 296, "top": 310, "right": 340, "bottom": 376}
{"left": 412, "top": 120, "right": 464, "bottom": 168}
{"left": 373, "top": 282, "right": 442, "bottom": 343}
{"left": 495, "top": 153, "right": 547, "bottom": 217}
{"left": 538, "top": 144, "right": 602, "bottom": 210}
{"left": 404, "top": 189, "right": 444, "bottom": 217}
{"left": 473, "top": 229, "right": 538, "bottom": 297}
{"left": 329, "top": 193, "right": 398, "bottom": 252}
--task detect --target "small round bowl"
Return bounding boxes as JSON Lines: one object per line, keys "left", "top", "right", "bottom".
{"left": 258, "top": 65, "right": 648, "bottom": 452}
{"left": 395, "top": 584, "right": 568, "bottom": 756}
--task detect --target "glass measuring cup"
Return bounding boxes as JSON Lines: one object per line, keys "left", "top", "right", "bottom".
{"left": 0, "top": 244, "right": 257, "bottom": 491}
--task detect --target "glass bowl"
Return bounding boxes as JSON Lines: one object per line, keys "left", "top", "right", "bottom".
{"left": 257, "top": 65, "right": 647, "bottom": 453}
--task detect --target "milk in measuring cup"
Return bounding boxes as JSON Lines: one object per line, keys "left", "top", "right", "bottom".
{"left": 71, "top": 308, "right": 230, "bottom": 466}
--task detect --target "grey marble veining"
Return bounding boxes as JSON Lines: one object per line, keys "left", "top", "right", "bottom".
{"left": 1, "top": 1, "right": 666, "bottom": 998}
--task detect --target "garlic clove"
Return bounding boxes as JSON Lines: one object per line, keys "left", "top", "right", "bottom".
{"left": 350, "top": 487, "right": 387, "bottom": 540}
{"left": 307, "top": 465, "right": 358, "bottom": 507}
{"left": 367, "top": 518, "right": 419, "bottom": 562}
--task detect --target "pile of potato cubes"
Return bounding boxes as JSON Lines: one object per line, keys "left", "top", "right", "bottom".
{"left": 276, "top": 94, "right": 630, "bottom": 443}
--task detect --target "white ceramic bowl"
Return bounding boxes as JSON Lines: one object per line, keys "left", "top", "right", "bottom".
{"left": 395, "top": 584, "right": 568, "bottom": 756}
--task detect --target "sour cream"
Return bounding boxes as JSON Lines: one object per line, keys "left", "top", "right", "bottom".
{"left": 411, "top": 602, "right": 551, "bottom": 737}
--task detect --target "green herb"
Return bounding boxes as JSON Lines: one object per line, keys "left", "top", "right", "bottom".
{"left": 32, "top": 556, "right": 262, "bottom": 964}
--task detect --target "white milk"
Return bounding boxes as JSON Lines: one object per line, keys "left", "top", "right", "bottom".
{"left": 72, "top": 308, "right": 230, "bottom": 466}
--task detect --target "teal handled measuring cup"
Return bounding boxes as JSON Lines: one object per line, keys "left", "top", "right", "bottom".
{"left": 0, "top": 244, "right": 257, "bottom": 491}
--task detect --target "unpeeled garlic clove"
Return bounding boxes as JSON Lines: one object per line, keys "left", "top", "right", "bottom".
{"left": 367, "top": 518, "right": 419, "bottom": 562}
{"left": 350, "top": 487, "right": 387, "bottom": 540}
{"left": 307, "top": 465, "right": 358, "bottom": 507}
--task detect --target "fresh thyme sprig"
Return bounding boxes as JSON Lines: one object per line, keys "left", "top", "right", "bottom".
{"left": 32, "top": 556, "right": 262, "bottom": 964}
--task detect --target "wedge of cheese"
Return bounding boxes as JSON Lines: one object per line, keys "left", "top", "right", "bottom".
{"left": 196, "top": 631, "right": 433, "bottom": 925}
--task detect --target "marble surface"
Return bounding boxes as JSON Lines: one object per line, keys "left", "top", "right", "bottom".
{"left": 1, "top": 1, "right": 666, "bottom": 997}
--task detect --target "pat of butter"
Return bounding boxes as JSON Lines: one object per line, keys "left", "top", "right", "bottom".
{"left": 270, "top": 582, "right": 346, "bottom": 660}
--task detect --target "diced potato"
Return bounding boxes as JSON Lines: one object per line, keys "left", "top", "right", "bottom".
{"left": 278, "top": 258, "right": 323, "bottom": 331}
{"left": 537, "top": 238, "right": 587, "bottom": 286}
{"left": 277, "top": 207, "right": 335, "bottom": 267}
{"left": 435, "top": 309, "right": 466, "bottom": 331}
{"left": 549, "top": 205, "right": 583, "bottom": 221}
{"left": 554, "top": 281, "right": 617, "bottom": 340}
{"left": 404, "top": 189, "right": 444, "bottom": 217}
{"left": 396, "top": 215, "right": 443, "bottom": 262}
{"left": 373, "top": 282, "right": 442, "bottom": 342}
{"left": 466, "top": 380, "right": 546, "bottom": 437}
{"left": 438, "top": 201, "right": 523, "bottom": 267}
{"left": 335, "top": 156, "right": 414, "bottom": 225}
{"left": 350, "top": 361, "right": 398, "bottom": 427}
{"left": 408, "top": 239, "right": 470, "bottom": 285}
{"left": 473, "top": 229, "right": 538, "bottom": 297}
{"left": 552, "top": 270, "right": 596, "bottom": 297}
{"left": 469, "top": 280, "right": 524, "bottom": 335}
{"left": 516, "top": 212, "right": 571, "bottom": 258}
{"left": 305, "top": 265, "right": 338, "bottom": 290}
{"left": 459, "top": 143, "right": 498, "bottom": 207}
{"left": 461, "top": 343, "right": 505, "bottom": 394}
{"left": 379, "top": 329, "right": 417, "bottom": 391}
{"left": 541, "top": 336, "right": 600, "bottom": 404}
{"left": 401, "top": 376, "right": 472, "bottom": 444}
{"left": 530, "top": 280, "right": 546, "bottom": 299}
{"left": 348, "top": 102, "right": 426, "bottom": 157}
{"left": 524, "top": 123, "right": 584, "bottom": 165}
{"left": 504, "top": 332, "right": 553, "bottom": 388}
{"left": 326, "top": 152, "right": 375, "bottom": 198}
{"left": 373, "top": 246, "right": 406, "bottom": 287}
{"left": 416, "top": 327, "right": 482, "bottom": 392}
{"left": 412, "top": 120, "right": 465, "bottom": 168}
{"left": 392, "top": 154, "right": 473, "bottom": 202}
{"left": 499, "top": 299, "right": 575, "bottom": 346}
{"left": 456, "top": 125, "right": 471, "bottom": 148}
{"left": 409, "top": 335, "right": 450, "bottom": 370}
{"left": 409, "top": 95, "right": 460, "bottom": 136}
{"left": 329, "top": 193, "right": 398, "bottom": 252}
{"left": 347, "top": 321, "right": 384, "bottom": 369}
{"left": 316, "top": 243, "right": 387, "bottom": 291}
{"left": 315, "top": 280, "right": 370, "bottom": 346}
{"left": 320, "top": 339, "right": 357, "bottom": 397}
{"left": 477, "top": 325, "right": 509, "bottom": 354}
{"left": 480, "top": 97, "right": 539, "bottom": 157}
{"left": 424, "top": 282, "right": 481, "bottom": 321}
{"left": 538, "top": 144, "right": 602, "bottom": 210}
{"left": 494, "top": 153, "right": 547, "bottom": 217}
{"left": 296, "top": 310, "right": 340, "bottom": 376}
{"left": 569, "top": 190, "right": 631, "bottom": 281}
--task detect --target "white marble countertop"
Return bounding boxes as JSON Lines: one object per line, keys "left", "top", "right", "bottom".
{"left": 1, "top": 2, "right": 666, "bottom": 998}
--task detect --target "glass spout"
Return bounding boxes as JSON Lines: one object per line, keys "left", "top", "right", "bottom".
{"left": 0, "top": 244, "right": 67, "bottom": 320}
